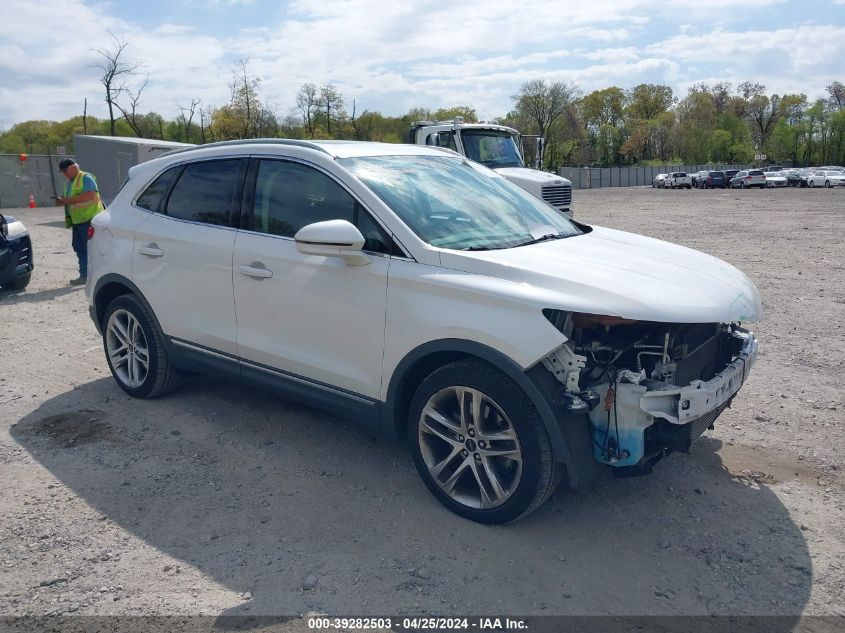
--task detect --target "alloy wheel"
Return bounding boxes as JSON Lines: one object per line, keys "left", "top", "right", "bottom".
{"left": 418, "top": 386, "right": 523, "bottom": 510}
{"left": 106, "top": 308, "right": 150, "bottom": 388}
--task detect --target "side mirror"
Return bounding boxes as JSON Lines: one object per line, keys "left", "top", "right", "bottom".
{"left": 0, "top": 214, "right": 7, "bottom": 240}
{"left": 294, "top": 219, "right": 370, "bottom": 266}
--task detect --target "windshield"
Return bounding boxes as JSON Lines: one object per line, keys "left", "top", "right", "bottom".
{"left": 459, "top": 129, "right": 524, "bottom": 168}
{"left": 340, "top": 155, "right": 582, "bottom": 251}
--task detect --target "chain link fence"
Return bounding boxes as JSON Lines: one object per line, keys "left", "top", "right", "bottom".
{"left": 0, "top": 154, "right": 73, "bottom": 209}
{"left": 559, "top": 164, "right": 751, "bottom": 189}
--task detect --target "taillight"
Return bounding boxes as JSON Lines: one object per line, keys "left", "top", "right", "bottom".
{"left": 87, "top": 225, "right": 95, "bottom": 240}
{"left": 745, "top": 175, "right": 752, "bottom": 180}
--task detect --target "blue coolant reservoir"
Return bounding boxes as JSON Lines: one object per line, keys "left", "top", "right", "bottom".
{"left": 589, "top": 378, "right": 655, "bottom": 467}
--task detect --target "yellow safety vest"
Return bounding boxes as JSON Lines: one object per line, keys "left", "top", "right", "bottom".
{"left": 64, "top": 171, "right": 104, "bottom": 226}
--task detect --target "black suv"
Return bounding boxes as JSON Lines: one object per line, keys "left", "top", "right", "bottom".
{"left": 723, "top": 169, "right": 740, "bottom": 186}
{"left": 0, "top": 214, "right": 33, "bottom": 291}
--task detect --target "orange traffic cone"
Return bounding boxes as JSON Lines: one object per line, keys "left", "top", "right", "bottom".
{"left": 28, "top": 194, "right": 36, "bottom": 208}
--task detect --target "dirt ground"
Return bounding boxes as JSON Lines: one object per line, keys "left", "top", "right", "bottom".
{"left": 0, "top": 186, "right": 843, "bottom": 626}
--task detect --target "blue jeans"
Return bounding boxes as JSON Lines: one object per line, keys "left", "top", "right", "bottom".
{"left": 71, "top": 222, "right": 90, "bottom": 277}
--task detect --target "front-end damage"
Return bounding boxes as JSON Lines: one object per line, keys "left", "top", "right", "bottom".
{"left": 541, "top": 311, "right": 758, "bottom": 473}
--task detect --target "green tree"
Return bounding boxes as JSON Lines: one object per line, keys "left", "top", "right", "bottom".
{"left": 625, "top": 84, "right": 674, "bottom": 121}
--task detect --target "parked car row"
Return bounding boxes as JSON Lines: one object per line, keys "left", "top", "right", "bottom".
{"left": 652, "top": 167, "right": 845, "bottom": 189}
{"left": 782, "top": 167, "right": 845, "bottom": 188}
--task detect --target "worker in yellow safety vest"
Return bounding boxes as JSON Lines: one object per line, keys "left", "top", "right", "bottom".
{"left": 55, "top": 159, "right": 104, "bottom": 285}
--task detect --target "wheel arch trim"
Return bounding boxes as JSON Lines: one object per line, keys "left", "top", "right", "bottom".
{"left": 92, "top": 274, "right": 166, "bottom": 341}
{"left": 382, "top": 338, "right": 572, "bottom": 467}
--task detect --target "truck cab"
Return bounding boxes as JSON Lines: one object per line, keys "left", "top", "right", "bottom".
{"left": 408, "top": 120, "right": 573, "bottom": 217}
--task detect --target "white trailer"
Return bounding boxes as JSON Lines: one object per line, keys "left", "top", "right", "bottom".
{"left": 73, "top": 135, "right": 193, "bottom": 204}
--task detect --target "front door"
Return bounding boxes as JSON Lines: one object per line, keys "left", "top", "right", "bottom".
{"left": 233, "top": 158, "right": 394, "bottom": 400}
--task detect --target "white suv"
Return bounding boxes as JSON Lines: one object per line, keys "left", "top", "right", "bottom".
{"left": 664, "top": 172, "right": 692, "bottom": 189}
{"left": 86, "top": 140, "right": 761, "bottom": 523}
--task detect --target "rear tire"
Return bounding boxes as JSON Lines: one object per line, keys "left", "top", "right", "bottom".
{"left": 408, "top": 360, "right": 561, "bottom": 524}
{"left": 826, "top": 180, "right": 831, "bottom": 188}
{"left": 1, "top": 272, "right": 31, "bottom": 291}
{"left": 102, "top": 294, "right": 178, "bottom": 399}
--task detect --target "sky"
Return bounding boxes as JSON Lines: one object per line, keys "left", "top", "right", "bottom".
{"left": 3, "top": 0, "right": 845, "bottom": 129}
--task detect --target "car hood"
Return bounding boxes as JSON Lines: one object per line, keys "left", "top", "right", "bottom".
{"left": 437, "top": 225, "right": 762, "bottom": 324}
{"left": 493, "top": 167, "right": 571, "bottom": 186}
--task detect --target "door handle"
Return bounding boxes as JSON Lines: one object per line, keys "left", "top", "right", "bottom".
{"left": 239, "top": 264, "right": 273, "bottom": 279}
{"left": 138, "top": 245, "right": 163, "bottom": 257}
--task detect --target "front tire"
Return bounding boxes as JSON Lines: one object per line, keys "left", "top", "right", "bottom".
{"left": 810, "top": 180, "right": 815, "bottom": 188}
{"left": 408, "top": 361, "right": 561, "bottom": 524}
{"left": 826, "top": 180, "right": 831, "bottom": 188}
{"left": 102, "top": 294, "right": 178, "bottom": 398}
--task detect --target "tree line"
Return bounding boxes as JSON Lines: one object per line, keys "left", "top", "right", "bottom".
{"left": 2, "top": 36, "right": 843, "bottom": 171}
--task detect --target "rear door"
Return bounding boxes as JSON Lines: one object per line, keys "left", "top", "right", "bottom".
{"left": 131, "top": 158, "right": 247, "bottom": 356}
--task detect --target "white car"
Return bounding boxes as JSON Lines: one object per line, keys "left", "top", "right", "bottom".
{"left": 807, "top": 170, "right": 845, "bottom": 187}
{"left": 764, "top": 172, "right": 787, "bottom": 187}
{"left": 86, "top": 140, "right": 761, "bottom": 523}
{"left": 665, "top": 172, "right": 692, "bottom": 189}
{"left": 652, "top": 173, "right": 668, "bottom": 188}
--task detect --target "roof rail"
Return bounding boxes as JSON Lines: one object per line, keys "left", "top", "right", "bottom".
{"left": 161, "top": 138, "right": 332, "bottom": 158}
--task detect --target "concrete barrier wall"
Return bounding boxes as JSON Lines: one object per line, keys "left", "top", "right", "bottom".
{"left": 0, "top": 154, "right": 73, "bottom": 209}
{"left": 560, "top": 165, "right": 750, "bottom": 189}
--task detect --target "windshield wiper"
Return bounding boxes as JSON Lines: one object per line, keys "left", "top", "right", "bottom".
{"left": 512, "top": 233, "right": 567, "bottom": 247}
{"left": 462, "top": 244, "right": 497, "bottom": 251}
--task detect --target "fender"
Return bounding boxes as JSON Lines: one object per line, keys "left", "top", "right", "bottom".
{"left": 383, "top": 339, "right": 591, "bottom": 478}
{"left": 91, "top": 273, "right": 165, "bottom": 340}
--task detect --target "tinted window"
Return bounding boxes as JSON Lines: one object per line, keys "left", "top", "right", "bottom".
{"left": 136, "top": 167, "right": 181, "bottom": 212}
{"left": 709, "top": 171, "right": 724, "bottom": 177}
{"left": 165, "top": 159, "right": 243, "bottom": 225}
{"left": 749, "top": 170, "right": 763, "bottom": 176}
{"left": 252, "top": 160, "right": 394, "bottom": 254}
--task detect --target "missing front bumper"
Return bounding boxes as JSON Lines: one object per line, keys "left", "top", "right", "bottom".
{"left": 590, "top": 328, "right": 757, "bottom": 468}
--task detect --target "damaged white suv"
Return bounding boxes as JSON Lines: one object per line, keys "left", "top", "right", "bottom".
{"left": 85, "top": 140, "right": 760, "bottom": 523}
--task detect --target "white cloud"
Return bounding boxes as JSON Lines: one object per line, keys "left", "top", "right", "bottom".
{"left": 2, "top": 0, "right": 843, "bottom": 130}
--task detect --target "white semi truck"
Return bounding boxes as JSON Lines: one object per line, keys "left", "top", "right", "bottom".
{"left": 408, "top": 119, "right": 573, "bottom": 216}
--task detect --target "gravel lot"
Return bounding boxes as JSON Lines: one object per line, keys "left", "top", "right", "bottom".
{"left": 1, "top": 186, "right": 843, "bottom": 625}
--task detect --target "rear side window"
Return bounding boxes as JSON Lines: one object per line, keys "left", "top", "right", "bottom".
{"left": 136, "top": 167, "right": 181, "bottom": 212}
{"left": 165, "top": 159, "right": 244, "bottom": 226}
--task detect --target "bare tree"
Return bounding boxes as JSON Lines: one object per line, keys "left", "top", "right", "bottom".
{"left": 317, "top": 84, "right": 344, "bottom": 136}
{"left": 296, "top": 83, "right": 318, "bottom": 138}
{"left": 199, "top": 104, "right": 215, "bottom": 143}
{"left": 512, "top": 79, "right": 581, "bottom": 140}
{"left": 94, "top": 33, "right": 142, "bottom": 136}
{"left": 113, "top": 76, "right": 149, "bottom": 136}
{"left": 176, "top": 98, "right": 201, "bottom": 143}
{"left": 827, "top": 81, "right": 845, "bottom": 111}
{"left": 512, "top": 79, "right": 581, "bottom": 164}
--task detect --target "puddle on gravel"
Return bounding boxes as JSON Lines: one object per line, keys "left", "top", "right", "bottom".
{"left": 21, "top": 409, "right": 112, "bottom": 448}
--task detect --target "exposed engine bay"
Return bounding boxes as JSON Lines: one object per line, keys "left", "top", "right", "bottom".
{"left": 541, "top": 311, "right": 758, "bottom": 472}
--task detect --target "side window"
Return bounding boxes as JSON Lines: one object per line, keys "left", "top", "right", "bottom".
{"left": 136, "top": 167, "right": 181, "bottom": 212}
{"left": 438, "top": 132, "right": 457, "bottom": 152}
{"left": 252, "top": 160, "right": 397, "bottom": 255}
{"left": 164, "top": 159, "right": 243, "bottom": 226}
